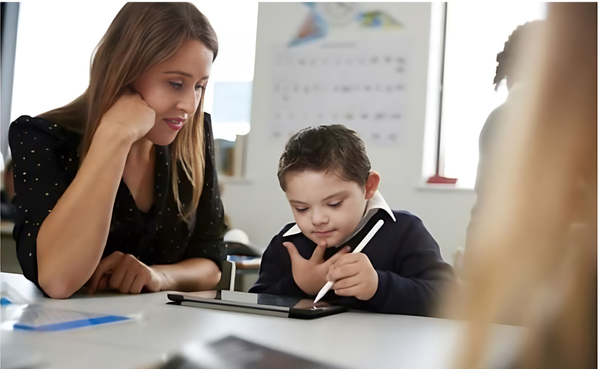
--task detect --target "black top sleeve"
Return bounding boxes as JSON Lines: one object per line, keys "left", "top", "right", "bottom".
{"left": 365, "top": 216, "right": 456, "bottom": 315}
{"left": 8, "top": 117, "right": 79, "bottom": 289}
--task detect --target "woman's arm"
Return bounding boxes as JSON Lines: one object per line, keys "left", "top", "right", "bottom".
{"left": 36, "top": 125, "right": 132, "bottom": 298}
{"left": 152, "top": 258, "right": 221, "bottom": 291}
{"left": 86, "top": 251, "right": 221, "bottom": 293}
{"left": 36, "top": 93, "right": 155, "bottom": 298}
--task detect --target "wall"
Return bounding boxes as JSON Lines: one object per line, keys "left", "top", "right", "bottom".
{"left": 220, "top": 3, "right": 477, "bottom": 264}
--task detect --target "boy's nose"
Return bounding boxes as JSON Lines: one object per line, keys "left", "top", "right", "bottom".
{"left": 311, "top": 211, "right": 329, "bottom": 226}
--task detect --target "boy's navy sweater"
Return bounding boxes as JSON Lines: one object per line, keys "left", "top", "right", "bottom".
{"left": 250, "top": 209, "right": 456, "bottom": 316}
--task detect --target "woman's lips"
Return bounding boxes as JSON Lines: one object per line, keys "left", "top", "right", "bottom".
{"left": 164, "top": 118, "right": 185, "bottom": 131}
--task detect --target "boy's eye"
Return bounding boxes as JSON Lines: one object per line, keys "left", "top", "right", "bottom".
{"left": 295, "top": 208, "right": 308, "bottom": 213}
{"left": 169, "top": 82, "right": 183, "bottom": 89}
{"left": 328, "top": 201, "right": 342, "bottom": 208}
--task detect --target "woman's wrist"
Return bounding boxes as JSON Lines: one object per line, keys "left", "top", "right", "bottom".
{"left": 150, "top": 265, "right": 172, "bottom": 291}
{"left": 96, "top": 119, "right": 138, "bottom": 147}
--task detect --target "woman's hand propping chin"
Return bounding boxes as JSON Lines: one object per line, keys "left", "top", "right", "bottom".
{"left": 99, "top": 89, "right": 156, "bottom": 143}
{"left": 87, "top": 251, "right": 166, "bottom": 294}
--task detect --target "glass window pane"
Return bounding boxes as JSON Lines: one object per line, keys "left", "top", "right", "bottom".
{"left": 440, "top": 2, "right": 547, "bottom": 188}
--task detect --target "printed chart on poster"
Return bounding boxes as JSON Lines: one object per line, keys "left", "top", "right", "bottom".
{"left": 267, "top": 4, "right": 410, "bottom": 146}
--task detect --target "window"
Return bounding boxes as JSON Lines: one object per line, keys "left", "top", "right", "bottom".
{"left": 429, "top": 2, "right": 547, "bottom": 188}
{"left": 9, "top": 2, "right": 257, "bottom": 147}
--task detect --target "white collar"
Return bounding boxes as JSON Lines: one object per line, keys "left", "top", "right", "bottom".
{"left": 282, "top": 191, "right": 396, "bottom": 246}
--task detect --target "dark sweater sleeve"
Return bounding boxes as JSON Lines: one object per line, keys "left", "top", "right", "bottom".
{"left": 8, "top": 117, "right": 77, "bottom": 290}
{"left": 184, "top": 114, "right": 227, "bottom": 269}
{"left": 365, "top": 216, "right": 456, "bottom": 316}
{"left": 249, "top": 229, "right": 309, "bottom": 297}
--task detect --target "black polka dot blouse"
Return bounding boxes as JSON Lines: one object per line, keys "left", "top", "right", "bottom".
{"left": 8, "top": 114, "right": 227, "bottom": 292}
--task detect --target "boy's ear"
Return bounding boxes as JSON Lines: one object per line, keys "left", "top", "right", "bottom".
{"left": 365, "top": 171, "right": 380, "bottom": 200}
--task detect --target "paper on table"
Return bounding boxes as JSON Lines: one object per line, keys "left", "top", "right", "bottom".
{"left": 1, "top": 281, "right": 29, "bottom": 305}
{"left": 4, "top": 303, "right": 133, "bottom": 332}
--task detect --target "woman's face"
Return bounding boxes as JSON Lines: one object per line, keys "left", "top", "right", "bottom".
{"left": 131, "top": 40, "right": 213, "bottom": 146}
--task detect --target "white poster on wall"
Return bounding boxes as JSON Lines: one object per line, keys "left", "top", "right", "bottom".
{"left": 267, "top": 3, "right": 410, "bottom": 146}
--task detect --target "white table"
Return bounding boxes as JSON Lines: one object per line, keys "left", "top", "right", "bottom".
{"left": 1, "top": 272, "right": 524, "bottom": 369}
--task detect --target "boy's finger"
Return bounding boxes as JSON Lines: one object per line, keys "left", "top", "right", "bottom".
{"left": 328, "top": 263, "right": 360, "bottom": 282}
{"left": 332, "top": 275, "right": 360, "bottom": 291}
{"left": 330, "top": 253, "right": 362, "bottom": 268}
{"left": 283, "top": 242, "right": 302, "bottom": 262}
{"left": 325, "top": 246, "right": 351, "bottom": 266}
{"left": 334, "top": 285, "right": 361, "bottom": 297}
{"left": 310, "top": 241, "right": 328, "bottom": 263}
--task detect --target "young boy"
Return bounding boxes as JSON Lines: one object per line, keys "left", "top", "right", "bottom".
{"left": 250, "top": 125, "right": 455, "bottom": 316}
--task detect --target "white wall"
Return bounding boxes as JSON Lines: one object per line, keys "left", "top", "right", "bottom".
{"left": 220, "top": 3, "right": 477, "bottom": 263}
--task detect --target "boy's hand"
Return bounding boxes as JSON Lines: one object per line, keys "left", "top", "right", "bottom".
{"left": 283, "top": 241, "right": 350, "bottom": 296}
{"left": 328, "top": 253, "right": 379, "bottom": 301}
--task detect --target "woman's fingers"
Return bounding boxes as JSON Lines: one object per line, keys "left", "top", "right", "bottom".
{"left": 108, "top": 254, "right": 134, "bottom": 290}
{"left": 129, "top": 273, "right": 147, "bottom": 294}
{"left": 118, "top": 264, "right": 138, "bottom": 294}
{"left": 87, "top": 251, "right": 124, "bottom": 294}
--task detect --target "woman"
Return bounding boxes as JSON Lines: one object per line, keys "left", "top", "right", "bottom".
{"left": 9, "top": 3, "right": 227, "bottom": 299}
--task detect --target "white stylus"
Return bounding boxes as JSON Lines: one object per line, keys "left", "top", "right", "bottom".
{"left": 313, "top": 219, "right": 385, "bottom": 304}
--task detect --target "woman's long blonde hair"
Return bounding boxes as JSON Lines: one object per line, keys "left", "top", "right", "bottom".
{"left": 451, "top": 3, "right": 596, "bottom": 369}
{"left": 39, "top": 3, "right": 218, "bottom": 221}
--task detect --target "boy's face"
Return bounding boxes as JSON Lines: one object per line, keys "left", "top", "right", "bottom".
{"left": 285, "top": 170, "right": 371, "bottom": 247}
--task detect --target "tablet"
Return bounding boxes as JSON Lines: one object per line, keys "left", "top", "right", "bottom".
{"left": 167, "top": 290, "right": 347, "bottom": 319}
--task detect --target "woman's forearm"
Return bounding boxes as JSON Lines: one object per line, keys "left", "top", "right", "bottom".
{"left": 152, "top": 258, "right": 222, "bottom": 292}
{"left": 37, "top": 124, "right": 134, "bottom": 298}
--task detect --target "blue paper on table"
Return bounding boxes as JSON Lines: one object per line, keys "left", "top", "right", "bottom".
{"left": 11, "top": 304, "right": 131, "bottom": 332}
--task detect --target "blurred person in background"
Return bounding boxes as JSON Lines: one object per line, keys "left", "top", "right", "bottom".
{"left": 463, "top": 20, "right": 544, "bottom": 281}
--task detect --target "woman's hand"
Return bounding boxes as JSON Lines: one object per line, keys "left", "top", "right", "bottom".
{"left": 99, "top": 89, "right": 156, "bottom": 143}
{"left": 87, "top": 251, "right": 166, "bottom": 294}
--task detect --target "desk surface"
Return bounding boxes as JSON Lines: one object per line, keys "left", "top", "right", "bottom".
{"left": 1, "top": 272, "right": 524, "bottom": 369}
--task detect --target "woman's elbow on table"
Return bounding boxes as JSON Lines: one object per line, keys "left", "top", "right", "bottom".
{"left": 206, "top": 263, "right": 222, "bottom": 290}
{"left": 38, "top": 272, "right": 81, "bottom": 299}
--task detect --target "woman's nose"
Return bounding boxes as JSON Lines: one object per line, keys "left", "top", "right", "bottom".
{"left": 177, "top": 88, "right": 198, "bottom": 115}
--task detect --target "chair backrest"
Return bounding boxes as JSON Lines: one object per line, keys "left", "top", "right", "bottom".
{"left": 213, "top": 259, "right": 236, "bottom": 291}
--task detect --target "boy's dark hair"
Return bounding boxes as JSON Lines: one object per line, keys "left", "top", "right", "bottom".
{"left": 277, "top": 125, "right": 371, "bottom": 191}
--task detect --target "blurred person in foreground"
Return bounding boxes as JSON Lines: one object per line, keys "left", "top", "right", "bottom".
{"left": 449, "top": 3, "right": 596, "bottom": 369}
